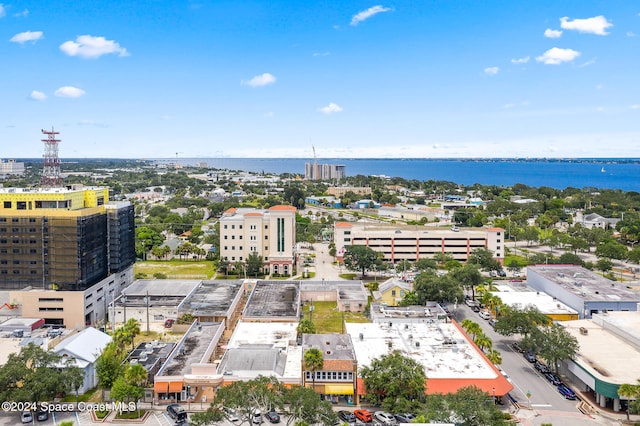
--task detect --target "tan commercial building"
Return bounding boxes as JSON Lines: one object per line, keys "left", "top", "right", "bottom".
{"left": 334, "top": 222, "right": 505, "bottom": 264}
{"left": 220, "top": 206, "right": 297, "bottom": 276}
{"left": 327, "top": 186, "right": 372, "bottom": 197}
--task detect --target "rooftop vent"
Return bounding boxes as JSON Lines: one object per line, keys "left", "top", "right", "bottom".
{"left": 415, "top": 341, "right": 420, "bottom": 348}
{"left": 359, "top": 333, "right": 364, "bottom": 341}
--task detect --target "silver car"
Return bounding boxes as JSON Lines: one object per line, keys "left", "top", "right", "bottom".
{"left": 374, "top": 411, "right": 397, "bottom": 425}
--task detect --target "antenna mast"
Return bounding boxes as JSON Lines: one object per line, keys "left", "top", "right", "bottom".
{"left": 41, "top": 127, "right": 62, "bottom": 188}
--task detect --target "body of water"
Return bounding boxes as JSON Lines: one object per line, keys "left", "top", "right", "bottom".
{"left": 158, "top": 158, "right": 640, "bottom": 192}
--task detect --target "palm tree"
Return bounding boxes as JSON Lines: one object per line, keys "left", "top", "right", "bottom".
{"left": 474, "top": 333, "right": 493, "bottom": 352}
{"left": 303, "top": 348, "right": 324, "bottom": 393}
{"left": 486, "top": 349, "right": 502, "bottom": 366}
{"left": 461, "top": 319, "right": 482, "bottom": 341}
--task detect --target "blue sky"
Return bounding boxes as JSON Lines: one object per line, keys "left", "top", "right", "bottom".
{"left": 1, "top": 1, "right": 639, "bottom": 159}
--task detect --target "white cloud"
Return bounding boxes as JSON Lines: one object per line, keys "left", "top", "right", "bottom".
{"left": 535, "top": 47, "right": 580, "bottom": 65}
{"left": 10, "top": 31, "right": 43, "bottom": 44}
{"left": 242, "top": 73, "right": 276, "bottom": 87}
{"left": 313, "top": 51, "right": 330, "bottom": 57}
{"left": 484, "top": 66, "right": 499, "bottom": 75}
{"left": 631, "top": 104, "right": 640, "bottom": 110}
{"left": 511, "top": 56, "right": 530, "bottom": 64}
{"left": 350, "top": 5, "right": 391, "bottom": 26}
{"left": 627, "top": 31, "right": 636, "bottom": 37}
{"left": 77, "top": 119, "right": 108, "bottom": 127}
{"left": 503, "top": 100, "right": 529, "bottom": 109}
{"left": 0, "top": 4, "right": 5, "bottom": 17}
{"left": 578, "top": 58, "right": 597, "bottom": 67}
{"left": 54, "top": 86, "right": 86, "bottom": 98}
{"left": 544, "top": 28, "right": 563, "bottom": 38}
{"left": 14, "top": 9, "right": 28, "bottom": 17}
{"left": 318, "top": 102, "right": 343, "bottom": 115}
{"left": 29, "top": 90, "right": 47, "bottom": 101}
{"left": 60, "top": 35, "right": 129, "bottom": 58}
{"left": 560, "top": 16, "right": 613, "bottom": 36}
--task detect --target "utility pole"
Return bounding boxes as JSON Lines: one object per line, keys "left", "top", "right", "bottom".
{"left": 145, "top": 291, "right": 150, "bottom": 334}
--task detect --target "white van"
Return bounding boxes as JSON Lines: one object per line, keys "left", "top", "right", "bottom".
{"left": 479, "top": 310, "right": 491, "bottom": 320}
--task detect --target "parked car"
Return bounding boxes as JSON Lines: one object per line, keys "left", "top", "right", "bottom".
{"left": 479, "top": 310, "right": 491, "bottom": 320}
{"left": 498, "top": 269, "right": 507, "bottom": 277}
{"left": 544, "top": 372, "right": 562, "bottom": 386}
{"left": 223, "top": 407, "right": 239, "bottom": 422}
{"left": 471, "top": 305, "right": 481, "bottom": 312}
{"left": 525, "top": 351, "right": 536, "bottom": 363}
{"left": 534, "top": 361, "right": 549, "bottom": 373}
{"left": 252, "top": 409, "right": 263, "bottom": 424}
{"left": 21, "top": 411, "right": 33, "bottom": 424}
{"left": 557, "top": 384, "right": 577, "bottom": 400}
{"left": 374, "top": 411, "right": 397, "bottom": 425}
{"left": 164, "top": 319, "right": 175, "bottom": 328}
{"left": 488, "top": 318, "right": 497, "bottom": 328}
{"left": 166, "top": 404, "right": 188, "bottom": 422}
{"left": 394, "top": 413, "right": 416, "bottom": 423}
{"left": 266, "top": 411, "right": 280, "bottom": 424}
{"left": 338, "top": 410, "right": 356, "bottom": 423}
{"left": 354, "top": 409, "right": 373, "bottom": 423}
{"left": 512, "top": 341, "right": 524, "bottom": 353}
{"left": 36, "top": 410, "right": 49, "bottom": 421}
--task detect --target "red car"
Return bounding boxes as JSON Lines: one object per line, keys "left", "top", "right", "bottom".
{"left": 354, "top": 409, "right": 372, "bottom": 423}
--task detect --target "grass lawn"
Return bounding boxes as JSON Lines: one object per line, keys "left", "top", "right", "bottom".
{"left": 134, "top": 259, "right": 214, "bottom": 279}
{"left": 302, "top": 301, "right": 370, "bottom": 333}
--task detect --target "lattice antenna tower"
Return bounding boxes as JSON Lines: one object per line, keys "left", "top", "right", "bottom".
{"left": 41, "top": 127, "right": 62, "bottom": 188}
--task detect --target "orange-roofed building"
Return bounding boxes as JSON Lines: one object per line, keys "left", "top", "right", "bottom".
{"left": 220, "top": 206, "right": 297, "bottom": 276}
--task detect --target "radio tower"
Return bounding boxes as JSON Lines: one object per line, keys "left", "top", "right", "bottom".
{"left": 41, "top": 127, "right": 62, "bottom": 188}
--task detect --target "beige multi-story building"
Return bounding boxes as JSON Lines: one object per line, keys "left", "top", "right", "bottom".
{"left": 220, "top": 206, "right": 297, "bottom": 276}
{"left": 0, "top": 159, "right": 25, "bottom": 176}
{"left": 327, "top": 186, "right": 372, "bottom": 197}
{"left": 334, "top": 222, "right": 504, "bottom": 264}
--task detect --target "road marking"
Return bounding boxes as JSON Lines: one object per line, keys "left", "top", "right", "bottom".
{"left": 531, "top": 404, "right": 553, "bottom": 407}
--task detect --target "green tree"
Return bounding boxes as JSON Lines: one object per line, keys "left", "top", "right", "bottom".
{"left": 213, "top": 376, "right": 286, "bottom": 424}
{"left": 286, "top": 386, "right": 338, "bottom": 426}
{"left": 343, "top": 245, "right": 380, "bottom": 277}
{"left": 297, "top": 318, "right": 316, "bottom": 336}
{"left": 486, "top": 349, "right": 502, "bottom": 365}
{"left": 468, "top": 248, "right": 501, "bottom": 272}
{"left": 398, "top": 291, "right": 420, "bottom": 307}
{"left": 595, "top": 240, "right": 629, "bottom": 261}
{"left": 110, "top": 376, "right": 144, "bottom": 406}
{"left": 450, "top": 263, "right": 484, "bottom": 301}
{"left": 596, "top": 258, "right": 614, "bottom": 274}
{"left": 413, "top": 271, "right": 463, "bottom": 304}
{"left": 537, "top": 324, "right": 580, "bottom": 374}
{"left": 245, "top": 251, "right": 264, "bottom": 277}
{"left": 461, "top": 319, "right": 482, "bottom": 341}
{"left": 494, "top": 305, "right": 550, "bottom": 338}
{"left": 414, "top": 258, "right": 437, "bottom": 271}
{"left": 0, "top": 344, "right": 83, "bottom": 403}
{"left": 96, "top": 342, "right": 125, "bottom": 388}
{"left": 618, "top": 379, "right": 640, "bottom": 414}
{"left": 448, "top": 386, "right": 509, "bottom": 426}
{"left": 359, "top": 350, "right": 426, "bottom": 412}
{"left": 303, "top": 348, "right": 324, "bottom": 392}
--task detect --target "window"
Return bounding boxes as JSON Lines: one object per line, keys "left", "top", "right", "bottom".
{"left": 30, "top": 249, "right": 37, "bottom": 254}
{"left": 39, "top": 307, "right": 63, "bottom": 311}
{"left": 239, "top": 235, "right": 242, "bottom": 239}
{"left": 30, "top": 270, "right": 37, "bottom": 275}
{"left": 265, "top": 225, "right": 268, "bottom": 229}
{"left": 231, "top": 225, "right": 235, "bottom": 229}
{"left": 344, "top": 231, "right": 351, "bottom": 235}
{"left": 39, "top": 298, "right": 63, "bottom": 302}
{"left": 12, "top": 228, "right": 19, "bottom": 232}
{"left": 344, "top": 238, "right": 350, "bottom": 242}
{"left": 0, "top": 239, "right": 5, "bottom": 244}
{"left": 224, "top": 235, "right": 228, "bottom": 240}
{"left": 0, "top": 260, "right": 6, "bottom": 265}
{"left": 13, "top": 270, "right": 19, "bottom": 274}
{"left": 29, "top": 218, "right": 36, "bottom": 223}
{"left": 391, "top": 290, "right": 396, "bottom": 297}
{"left": 11, "top": 218, "right": 18, "bottom": 223}
{"left": 224, "top": 224, "right": 228, "bottom": 229}
{"left": 0, "top": 270, "right": 6, "bottom": 275}
{"left": 0, "top": 228, "right": 4, "bottom": 232}
{"left": 265, "top": 235, "right": 268, "bottom": 240}
{"left": 13, "top": 260, "right": 19, "bottom": 265}
{"left": 29, "top": 228, "right": 36, "bottom": 233}
{"left": 224, "top": 246, "right": 228, "bottom": 250}
{"left": 12, "top": 249, "right": 19, "bottom": 254}
{"left": 3, "top": 201, "right": 10, "bottom": 208}
{"left": 17, "top": 202, "right": 26, "bottom": 210}
{"left": 12, "top": 239, "right": 19, "bottom": 244}
{"left": 239, "top": 225, "right": 243, "bottom": 229}
{"left": 231, "top": 235, "right": 235, "bottom": 239}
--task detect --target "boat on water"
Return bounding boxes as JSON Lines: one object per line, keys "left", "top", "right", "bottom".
{"left": 601, "top": 167, "right": 606, "bottom": 173}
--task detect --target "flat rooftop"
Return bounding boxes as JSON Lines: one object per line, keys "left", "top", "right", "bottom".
{"left": 117, "top": 280, "right": 200, "bottom": 307}
{"left": 302, "top": 334, "right": 356, "bottom": 361}
{"left": 343, "top": 222, "right": 493, "bottom": 237}
{"left": 181, "top": 280, "right": 242, "bottom": 317}
{"left": 561, "top": 314, "right": 640, "bottom": 385}
{"left": 244, "top": 281, "right": 300, "bottom": 319}
{"left": 0, "top": 186, "right": 104, "bottom": 194}
{"left": 219, "top": 321, "right": 301, "bottom": 381}
{"left": 345, "top": 321, "right": 496, "bottom": 379}
{"left": 162, "top": 322, "right": 223, "bottom": 377}
{"left": 528, "top": 265, "right": 640, "bottom": 302}
{"left": 126, "top": 341, "right": 176, "bottom": 373}
{"left": 491, "top": 286, "right": 578, "bottom": 316}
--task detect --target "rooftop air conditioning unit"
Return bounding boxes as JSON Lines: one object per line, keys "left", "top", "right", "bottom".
{"left": 415, "top": 341, "right": 420, "bottom": 348}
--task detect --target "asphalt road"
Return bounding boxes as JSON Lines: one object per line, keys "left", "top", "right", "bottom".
{"left": 449, "top": 301, "right": 582, "bottom": 412}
